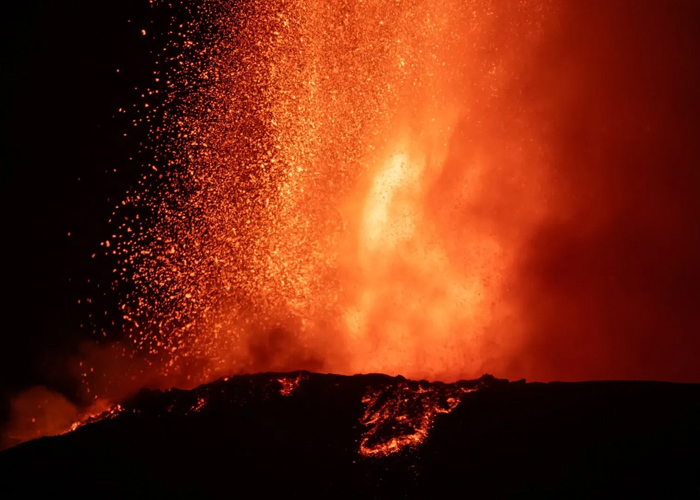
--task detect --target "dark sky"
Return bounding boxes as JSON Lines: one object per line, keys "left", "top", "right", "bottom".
{"left": 1, "top": 0, "right": 699, "bottom": 426}
{"left": 0, "top": 0, "right": 160, "bottom": 419}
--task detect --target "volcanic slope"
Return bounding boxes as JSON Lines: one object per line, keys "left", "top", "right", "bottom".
{"left": 1, "top": 373, "right": 699, "bottom": 498}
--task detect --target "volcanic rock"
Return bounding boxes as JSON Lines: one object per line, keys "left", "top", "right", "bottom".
{"left": 1, "top": 372, "right": 698, "bottom": 498}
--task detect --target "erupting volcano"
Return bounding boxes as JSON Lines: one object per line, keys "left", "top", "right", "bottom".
{"left": 108, "top": 0, "right": 555, "bottom": 391}
{"left": 2, "top": 0, "right": 700, "bottom": 496}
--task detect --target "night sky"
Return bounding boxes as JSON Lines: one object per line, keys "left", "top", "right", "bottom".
{"left": 1, "top": 0, "right": 164, "bottom": 422}
{"left": 2, "top": 0, "right": 700, "bottom": 428}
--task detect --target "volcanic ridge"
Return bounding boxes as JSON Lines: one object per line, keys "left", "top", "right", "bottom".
{"left": 1, "top": 372, "right": 699, "bottom": 498}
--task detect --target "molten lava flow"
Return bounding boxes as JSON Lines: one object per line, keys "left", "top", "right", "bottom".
{"left": 99, "top": 0, "right": 558, "bottom": 391}
{"left": 359, "top": 381, "right": 477, "bottom": 457}
{"left": 277, "top": 374, "right": 304, "bottom": 397}
{"left": 68, "top": 404, "right": 124, "bottom": 433}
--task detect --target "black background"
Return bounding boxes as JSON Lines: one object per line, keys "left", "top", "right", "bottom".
{"left": 0, "top": 0, "right": 160, "bottom": 421}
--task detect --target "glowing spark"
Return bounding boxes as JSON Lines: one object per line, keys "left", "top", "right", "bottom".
{"left": 106, "top": 0, "right": 556, "bottom": 387}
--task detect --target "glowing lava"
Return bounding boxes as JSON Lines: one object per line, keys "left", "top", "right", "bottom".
{"left": 359, "top": 380, "right": 477, "bottom": 457}
{"left": 277, "top": 374, "right": 304, "bottom": 396}
{"left": 106, "top": 0, "right": 557, "bottom": 389}
{"left": 68, "top": 404, "right": 124, "bottom": 433}
{"left": 3, "top": 1, "right": 559, "bottom": 449}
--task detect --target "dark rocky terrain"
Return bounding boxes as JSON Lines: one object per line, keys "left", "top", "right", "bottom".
{"left": 1, "top": 372, "right": 699, "bottom": 498}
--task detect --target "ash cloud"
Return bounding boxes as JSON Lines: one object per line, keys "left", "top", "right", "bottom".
{"left": 2, "top": 387, "right": 78, "bottom": 450}
{"left": 506, "top": 1, "right": 700, "bottom": 381}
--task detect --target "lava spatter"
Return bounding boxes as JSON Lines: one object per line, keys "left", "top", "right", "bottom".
{"left": 108, "top": 0, "right": 556, "bottom": 389}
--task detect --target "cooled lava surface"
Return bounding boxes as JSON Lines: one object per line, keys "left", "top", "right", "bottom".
{"left": 1, "top": 373, "right": 698, "bottom": 498}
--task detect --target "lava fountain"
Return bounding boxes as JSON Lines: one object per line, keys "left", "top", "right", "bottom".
{"left": 5, "top": 0, "right": 700, "bottom": 454}
{"left": 101, "top": 0, "right": 558, "bottom": 388}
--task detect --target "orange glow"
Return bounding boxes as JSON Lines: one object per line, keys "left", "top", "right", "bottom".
{"left": 103, "top": 0, "right": 558, "bottom": 389}
{"left": 3, "top": 387, "right": 79, "bottom": 447}
{"left": 6, "top": 1, "right": 559, "bottom": 447}
{"left": 277, "top": 374, "right": 304, "bottom": 397}
{"left": 190, "top": 397, "right": 208, "bottom": 413}
{"left": 9, "top": 1, "right": 700, "bottom": 449}
{"left": 2, "top": 387, "right": 122, "bottom": 449}
{"left": 68, "top": 404, "right": 123, "bottom": 433}
{"left": 359, "top": 382, "right": 476, "bottom": 457}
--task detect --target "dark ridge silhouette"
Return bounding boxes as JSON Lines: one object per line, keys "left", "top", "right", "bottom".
{"left": 1, "top": 372, "right": 698, "bottom": 498}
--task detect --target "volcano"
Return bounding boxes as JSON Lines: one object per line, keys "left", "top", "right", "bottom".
{"left": 1, "top": 372, "right": 698, "bottom": 498}
{"left": 2, "top": 2, "right": 700, "bottom": 497}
